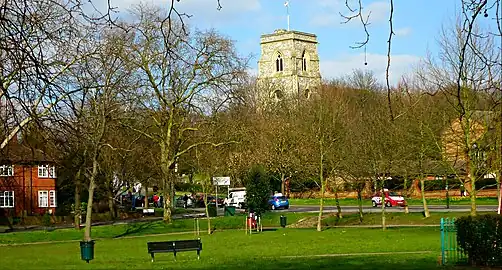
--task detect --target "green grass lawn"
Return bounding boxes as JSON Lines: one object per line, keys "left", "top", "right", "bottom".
{"left": 0, "top": 211, "right": 477, "bottom": 245}
{"left": 0, "top": 212, "right": 316, "bottom": 245}
{"left": 0, "top": 226, "right": 467, "bottom": 269}
{"left": 322, "top": 212, "right": 467, "bottom": 226}
{"left": 289, "top": 196, "right": 499, "bottom": 206}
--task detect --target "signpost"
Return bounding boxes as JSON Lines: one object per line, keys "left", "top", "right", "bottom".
{"left": 213, "top": 177, "right": 230, "bottom": 209}
{"left": 498, "top": 181, "right": 502, "bottom": 215}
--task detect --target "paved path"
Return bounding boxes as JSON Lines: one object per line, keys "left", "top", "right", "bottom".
{"left": 279, "top": 250, "right": 434, "bottom": 259}
{"left": 284, "top": 204, "right": 498, "bottom": 213}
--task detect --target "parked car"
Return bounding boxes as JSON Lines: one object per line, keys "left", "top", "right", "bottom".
{"left": 224, "top": 188, "right": 246, "bottom": 209}
{"left": 175, "top": 195, "right": 194, "bottom": 208}
{"left": 268, "top": 193, "right": 289, "bottom": 210}
{"left": 194, "top": 194, "right": 224, "bottom": 208}
{"left": 208, "top": 195, "right": 225, "bottom": 207}
{"left": 371, "top": 189, "right": 407, "bottom": 207}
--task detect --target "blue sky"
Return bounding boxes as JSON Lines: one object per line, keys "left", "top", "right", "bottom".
{"left": 110, "top": 0, "right": 465, "bottom": 85}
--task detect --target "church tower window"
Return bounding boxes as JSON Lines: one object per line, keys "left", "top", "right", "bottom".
{"left": 276, "top": 53, "right": 284, "bottom": 72}
{"left": 301, "top": 51, "right": 307, "bottom": 71}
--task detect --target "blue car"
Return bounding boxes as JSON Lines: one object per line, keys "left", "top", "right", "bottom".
{"left": 268, "top": 194, "right": 289, "bottom": 210}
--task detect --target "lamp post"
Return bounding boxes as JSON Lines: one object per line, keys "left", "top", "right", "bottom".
{"left": 445, "top": 176, "right": 450, "bottom": 209}
{"left": 498, "top": 181, "right": 501, "bottom": 215}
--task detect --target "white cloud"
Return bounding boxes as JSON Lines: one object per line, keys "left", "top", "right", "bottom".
{"left": 105, "top": 0, "right": 261, "bottom": 25}
{"left": 365, "top": 1, "right": 388, "bottom": 23}
{"left": 395, "top": 27, "right": 412, "bottom": 37}
{"left": 320, "top": 53, "right": 421, "bottom": 85}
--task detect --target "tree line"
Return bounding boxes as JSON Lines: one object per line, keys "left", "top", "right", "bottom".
{"left": 1, "top": 1, "right": 501, "bottom": 236}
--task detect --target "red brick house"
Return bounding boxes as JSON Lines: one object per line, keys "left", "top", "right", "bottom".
{"left": 0, "top": 140, "right": 57, "bottom": 217}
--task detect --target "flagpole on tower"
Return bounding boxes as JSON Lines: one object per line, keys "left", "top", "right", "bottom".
{"left": 284, "top": 1, "right": 290, "bottom": 31}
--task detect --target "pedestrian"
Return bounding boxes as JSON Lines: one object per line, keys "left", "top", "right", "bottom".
{"left": 131, "top": 188, "right": 136, "bottom": 210}
{"left": 153, "top": 194, "right": 160, "bottom": 208}
{"left": 183, "top": 194, "right": 189, "bottom": 208}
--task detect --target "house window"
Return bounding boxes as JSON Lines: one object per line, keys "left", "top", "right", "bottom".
{"left": 0, "top": 165, "right": 13, "bottom": 176}
{"left": 39, "top": 191, "right": 48, "bottom": 207}
{"left": 276, "top": 53, "right": 284, "bottom": 72}
{"left": 39, "top": 190, "right": 56, "bottom": 207}
{"left": 38, "top": 165, "right": 56, "bottom": 178}
{"left": 302, "top": 51, "right": 307, "bottom": 71}
{"left": 0, "top": 191, "right": 14, "bottom": 208}
{"left": 49, "top": 190, "right": 57, "bottom": 207}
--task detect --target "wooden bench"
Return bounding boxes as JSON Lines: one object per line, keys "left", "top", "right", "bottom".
{"left": 147, "top": 239, "right": 202, "bottom": 261}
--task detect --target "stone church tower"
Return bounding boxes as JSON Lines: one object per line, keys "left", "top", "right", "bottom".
{"left": 257, "top": 29, "right": 321, "bottom": 102}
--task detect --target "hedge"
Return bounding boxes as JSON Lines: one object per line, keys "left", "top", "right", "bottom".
{"left": 455, "top": 214, "right": 502, "bottom": 267}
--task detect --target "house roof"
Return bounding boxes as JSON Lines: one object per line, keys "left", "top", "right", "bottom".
{"left": 0, "top": 137, "right": 55, "bottom": 164}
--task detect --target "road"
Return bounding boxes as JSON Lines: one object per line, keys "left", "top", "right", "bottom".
{"left": 284, "top": 204, "right": 498, "bottom": 213}
{"left": 210, "top": 204, "right": 498, "bottom": 215}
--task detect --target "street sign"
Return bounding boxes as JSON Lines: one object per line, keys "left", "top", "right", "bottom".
{"left": 213, "top": 176, "right": 230, "bottom": 186}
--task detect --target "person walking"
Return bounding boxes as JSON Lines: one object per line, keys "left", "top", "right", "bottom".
{"left": 183, "top": 194, "right": 189, "bottom": 209}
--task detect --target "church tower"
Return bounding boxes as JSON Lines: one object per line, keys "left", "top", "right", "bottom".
{"left": 257, "top": 29, "right": 321, "bottom": 102}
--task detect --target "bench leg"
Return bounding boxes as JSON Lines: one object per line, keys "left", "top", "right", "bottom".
{"left": 197, "top": 249, "right": 200, "bottom": 260}
{"left": 150, "top": 253, "right": 155, "bottom": 262}
{"left": 173, "top": 251, "right": 177, "bottom": 261}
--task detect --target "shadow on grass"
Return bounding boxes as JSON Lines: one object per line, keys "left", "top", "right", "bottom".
{"left": 154, "top": 254, "right": 458, "bottom": 270}
{"left": 112, "top": 222, "right": 159, "bottom": 238}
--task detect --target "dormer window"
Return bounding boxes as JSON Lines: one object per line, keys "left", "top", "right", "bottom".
{"left": 276, "top": 53, "right": 284, "bottom": 72}
{"left": 0, "top": 165, "right": 13, "bottom": 176}
{"left": 301, "top": 51, "right": 307, "bottom": 71}
{"left": 38, "top": 165, "right": 56, "bottom": 178}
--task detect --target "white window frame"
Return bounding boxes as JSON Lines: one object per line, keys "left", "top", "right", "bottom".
{"left": 38, "top": 190, "right": 56, "bottom": 208}
{"left": 0, "top": 191, "right": 15, "bottom": 208}
{"left": 0, "top": 165, "right": 14, "bottom": 177}
{"left": 49, "top": 190, "right": 57, "bottom": 207}
{"left": 38, "top": 190, "right": 48, "bottom": 207}
{"left": 38, "top": 165, "right": 56, "bottom": 178}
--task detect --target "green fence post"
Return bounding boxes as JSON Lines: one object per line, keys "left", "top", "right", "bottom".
{"left": 441, "top": 217, "right": 445, "bottom": 266}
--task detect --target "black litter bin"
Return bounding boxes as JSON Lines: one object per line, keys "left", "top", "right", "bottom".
{"left": 208, "top": 204, "right": 217, "bottom": 217}
{"left": 280, "top": 215, "right": 287, "bottom": 228}
{"left": 80, "top": 240, "right": 95, "bottom": 263}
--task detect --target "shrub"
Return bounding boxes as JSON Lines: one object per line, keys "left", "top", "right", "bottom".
{"left": 455, "top": 214, "right": 502, "bottom": 267}
{"left": 245, "top": 165, "right": 270, "bottom": 215}
{"left": 42, "top": 212, "right": 52, "bottom": 227}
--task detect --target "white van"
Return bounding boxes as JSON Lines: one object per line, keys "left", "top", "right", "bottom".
{"left": 224, "top": 188, "right": 246, "bottom": 209}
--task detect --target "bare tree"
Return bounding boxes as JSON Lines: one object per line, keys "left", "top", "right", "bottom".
{"left": 0, "top": 0, "right": 116, "bottom": 150}
{"left": 418, "top": 11, "right": 499, "bottom": 216}
{"left": 122, "top": 5, "right": 246, "bottom": 223}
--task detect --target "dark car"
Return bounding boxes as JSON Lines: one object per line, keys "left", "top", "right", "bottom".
{"left": 194, "top": 194, "right": 224, "bottom": 208}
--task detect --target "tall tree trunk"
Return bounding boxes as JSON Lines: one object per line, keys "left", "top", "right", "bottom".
{"left": 465, "top": 156, "right": 477, "bottom": 216}
{"left": 204, "top": 183, "right": 210, "bottom": 235}
{"left": 403, "top": 176, "right": 409, "bottom": 214}
{"left": 357, "top": 189, "right": 363, "bottom": 223}
{"left": 420, "top": 178, "right": 430, "bottom": 218}
{"left": 381, "top": 179, "right": 386, "bottom": 230}
{"left": 280, "top": 172, "right": 285, "bottom": 195}
{"left": 334, "top": 187, "right": 342, "bottom": 219}
{"left": 144, "top": 184, "right": 148, "bottom": 209}
{"left": 108, "top": 188, "right": 115, "bottom": 220}
{"left": 84, "top": 156, "right": 99, "bottom": 242}
{"left": 317, "top": 152, "right": 324, "bottom": 232}
{"left": 170, "top": 180, "right": 175, "bottom": 212}
{"left": 160, "top": 143, "right": 172, "bottom": 223}
{"left": 74, "top": 168, "right": 82, "bottom": 230}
